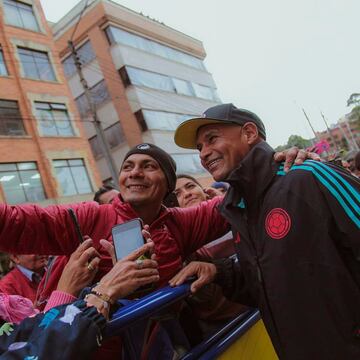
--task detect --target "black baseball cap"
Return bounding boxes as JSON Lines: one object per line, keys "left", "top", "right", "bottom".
{"left": 174, "top": 103, "right": 266, "bottom": 149}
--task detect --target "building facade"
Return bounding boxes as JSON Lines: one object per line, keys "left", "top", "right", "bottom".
{"left": 315, "top": 114, "right": 360, "bottom": 153}
{"left": 53, "top": 0, "right": 221, "bottom": 183}
{"left": 0, "top": 0, "right": 101, "bottom": 205}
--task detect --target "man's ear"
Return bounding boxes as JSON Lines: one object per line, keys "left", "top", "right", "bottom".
{"left": 242, "top": 122, "right": 260, "bottom": 145}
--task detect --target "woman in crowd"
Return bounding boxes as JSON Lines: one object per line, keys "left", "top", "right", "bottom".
{"left": 173, "top": 174, "right": 246, "bottom": 335}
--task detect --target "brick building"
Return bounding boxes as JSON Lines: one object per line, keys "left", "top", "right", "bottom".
{"left": 0, "top": 0, "right": 101, "bottom": 205}
{"left": 52, "top": 0, "right": 220, "bottom": 183}
{"left": 315, "top": 114, "right": 360, "bottom": 153}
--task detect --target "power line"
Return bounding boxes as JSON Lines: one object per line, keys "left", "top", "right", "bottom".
{"left": 70, "top": 0, "right": 91, "bottom": 42}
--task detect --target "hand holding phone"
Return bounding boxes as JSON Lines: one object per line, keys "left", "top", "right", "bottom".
{"left": 112, "top": 218, "right": 147, "bottom": 261}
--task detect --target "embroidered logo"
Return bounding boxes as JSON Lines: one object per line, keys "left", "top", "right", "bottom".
{"left": 137, "top": 143, "right": 150, "bottom": 150}
{"left": 8, "top": 342, "right": 27, "bottom": 351}
{"left": 39, "top": 308, "right": 60, "bottom": 329}
{"left": 265, "top": 208, "right": 291, "bottom": 239}
{"left": 59, "top": 304, "right": 81, "bottom": 326}
{"left": 0, "top": 323, "right": 13, "bottom": 336}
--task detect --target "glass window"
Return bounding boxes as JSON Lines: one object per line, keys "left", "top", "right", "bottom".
{"left": 75, "top": 80, "right": 110, "bottom": 116}
{"left": 0, "top": 99, "right": 26, "bottom": 136}
{"left": 142, "top": 110, "right": 194, "bottom": 131}
{"left": 35, "top": 102, "right": 74, "bottom": 136}
{"left": 123, "top": 66, "right": 216, "bottom": 101}
{"left": 53, "top": 159, "right": 92, "bottom": 196}
{"left": 105, "top": 26, "right": 205, "bottom": 71}
{"left": 192, "top": 83, "right": 216, "bottom": 101}
{"left": 172, "top": 78, "right": 194, "bottom": 96}
{"left": 62, "top": 41, "right": 96, "bottom": 78}
{"left": 172, "top": 153, "right": 206, "bottom": 174}
{"left": 0, "top": 161, "right": 46, "bottom": 204}
{"left": 126, "top": 67, "right": 174, "bottom": 92}
{"left": 18, "top": 48, "right": 56, "bottom": 81}
{"left": 89, "top": 122, "right": 125, "bottom": 158}
{"left": 3, "top": 0, "right": 39, "bottom": 31}
{"left": 0, "top": 49, "right": 8, "bottom": 76}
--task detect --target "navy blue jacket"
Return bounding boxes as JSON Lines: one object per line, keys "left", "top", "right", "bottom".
{"left": 216, "top": 142, "right": 360, "bottom": 359}
{"left": 0, "top": 300, "right": 106, "bottom": 359}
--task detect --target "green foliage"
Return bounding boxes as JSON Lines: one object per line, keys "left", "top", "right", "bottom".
{"left": 347, "top": 93, "right": 360, "bottom": 107}
{"left": 275, "top": 134, "right": 312, "bottom": 151}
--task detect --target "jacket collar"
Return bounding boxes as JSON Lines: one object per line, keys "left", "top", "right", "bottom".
{"left": 221, "top": 141, "right": 278, "bottom": 211}
{"left": 111, "top": 194, "right": 170, "bottom": 226}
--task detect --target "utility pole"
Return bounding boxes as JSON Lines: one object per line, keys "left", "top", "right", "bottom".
{"left": 68, "top": 40, "right": 119, "bottom": 189}
{"left": 302, "top": 108, "right": 319, "bottom": 142}
{"left": 320, "top": 111, "right": 338, "bottom": 152}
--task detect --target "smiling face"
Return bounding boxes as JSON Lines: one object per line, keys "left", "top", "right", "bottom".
{"left": 196, "top": 123, "right": 252, "bottom": 181}
{"left": 175, "top": 177, "right": 207, "bottom": 208}
{"left": 119, "top": 154, "right": 168, "bottom": 209}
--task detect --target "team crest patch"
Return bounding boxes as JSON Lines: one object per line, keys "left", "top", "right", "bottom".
{"left": 265, "top": 208, "right": 291, "bottom": 239}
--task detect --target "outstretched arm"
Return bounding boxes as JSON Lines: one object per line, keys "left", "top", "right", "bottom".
{"left": 0, "top": 202, "right": 99, "bottom": 255}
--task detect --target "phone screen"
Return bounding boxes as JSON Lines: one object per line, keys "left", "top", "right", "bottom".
{"left": 112, "top": 219, "right": 145, "bottom": 260}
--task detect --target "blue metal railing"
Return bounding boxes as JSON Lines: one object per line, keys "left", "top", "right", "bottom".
{"left": 197, "top": 310, "right": 261, "bottom": 360}
{"left": 105, "top": 282, "right": 191, "bottom": 337}
{"left": 180, "top": 309, "right": 260, "bottom": 360}
{"left": 105, "top": 283, "right": 261, "bottom": 359}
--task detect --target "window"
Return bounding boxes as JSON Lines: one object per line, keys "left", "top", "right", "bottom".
{"left": 53, "top": 159, "right": 92, "bottom": 196}
{"left": 75, "top": 80, "right": 110, "bottom": 116}
{"left": 62, "top": 41, "right": 96, "bottom": 78}
{"left": 0, "top": 162, "right": 45, "bottom": 204}
{"left": 18, "top": 48, "right": 56, "bottom": 81}
{"left": 135, "top": 109, "right": 194, "bottom": 131}
{"left": 0, "top": 99, "right": 26, "bottom": 136}
{"left": 121, "top": 66, "right": 218, "bottom": 101}
{"left": 172, "top": 153, "right": 205, "bottom": 174}
{"left": 172, "top": 78, "right": 194, "bottom": 96}
{"left": 89, "top": 122, "right": 125, "bottom": 158}
{"left": 105, "top": 26, "right": 205, "bottom": 70}
{"left": 35, "top": 102, "right": 74, "bottom": 136}
{"left": 4, "top": 0, "right": 39, "bottom": 31}
{"left": 0, "top": 48, "right": 8, "bottom": 76}
{"left": 192, "top": 83, "right": 216, "bottom": 101}
{"left": 126, "top": 67, "right": 174, "bottom": 92}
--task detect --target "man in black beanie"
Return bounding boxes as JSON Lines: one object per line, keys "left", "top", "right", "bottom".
{"left": 118, "top": 143, "right": 177, "bottom": 225}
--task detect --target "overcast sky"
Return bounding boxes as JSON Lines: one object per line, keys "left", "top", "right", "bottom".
{"left": 41, "top": 0, "right": 360, "bottom": 147}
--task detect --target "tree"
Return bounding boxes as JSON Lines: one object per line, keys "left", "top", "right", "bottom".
{"left": 275, "top": 134, "right": 312, "bottom": 151}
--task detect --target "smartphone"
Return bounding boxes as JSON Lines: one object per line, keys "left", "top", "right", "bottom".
{"left": 112, "top": 218, "right": 146, "bottom": 261}
{"left": 68, "top": 208, "right": 84, "bottom": 244}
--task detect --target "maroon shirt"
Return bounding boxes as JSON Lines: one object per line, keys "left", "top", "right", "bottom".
{"left": 0, "top": 267, "right": 39, "bottom": 303}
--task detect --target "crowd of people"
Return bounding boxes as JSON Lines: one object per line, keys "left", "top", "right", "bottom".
{"left": 0, "top": 103, "right": 358, "bottom": 359}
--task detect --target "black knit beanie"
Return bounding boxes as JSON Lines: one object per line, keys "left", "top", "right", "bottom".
{"left": 122, "top": 143, "right": 177, "bottom": 192}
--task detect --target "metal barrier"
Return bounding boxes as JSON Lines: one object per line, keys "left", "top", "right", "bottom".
{"left": 104, "top": 283, "right": 265, "bottom": 359}
{"left": 105, "top": 282, "right": 191, "bottom": 337}
{"left": 181, "top": 309, "right": 260, "bottom": 360}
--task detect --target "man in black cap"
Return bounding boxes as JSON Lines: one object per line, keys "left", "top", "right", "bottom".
{"left": 171, "top": 103, "right": 360, "bottom": 359}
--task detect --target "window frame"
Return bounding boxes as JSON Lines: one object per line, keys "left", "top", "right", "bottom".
{"left": 0, "top": 47, "right": 9, "bottom": 76}
{"left": 53, "top": 158, "right": 93, "bottom": 196}
{"left": 3, "top": 0, "right": 40, "bottom": 32}
{"left": 0, "top": 99, "right": 26, "bottom": 136}
{"left": 18, "top": 47, "right": 56, "bottom": 82}
{"left": 0, "top": 161, "right": 46, "bottom": 204}
{"left": 35, "top": 101, "right": 75, "bottom": 137}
